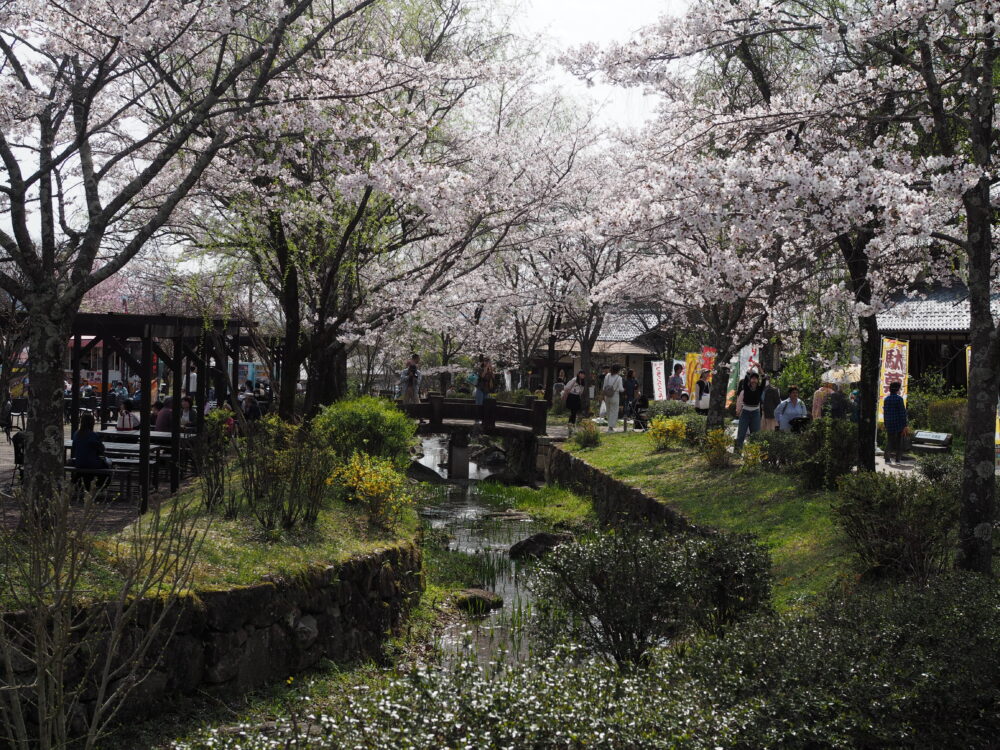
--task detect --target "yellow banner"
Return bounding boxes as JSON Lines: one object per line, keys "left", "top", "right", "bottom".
{"left": 684, "top": 353, "right": 699, "bottom": 398}
{"left": 877, "top": 338, "right": 909, "bottom": 422}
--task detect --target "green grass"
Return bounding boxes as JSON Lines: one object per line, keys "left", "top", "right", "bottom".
{"left": 473, "top": 483, "right": 597, "bottom": 532}
{"left": 565, "top": 433, "right": 852, "bottom": 609}
{"left": 0, "top": 477, "right": 420, "bottom": 607}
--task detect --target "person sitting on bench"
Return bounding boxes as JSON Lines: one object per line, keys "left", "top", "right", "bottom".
{"left": 71, "top": 413, "right": 111, "bottom": 491}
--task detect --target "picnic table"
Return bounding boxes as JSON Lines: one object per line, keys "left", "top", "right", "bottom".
{"left": 95, "top": 429, "right": 194, "bottom": 443}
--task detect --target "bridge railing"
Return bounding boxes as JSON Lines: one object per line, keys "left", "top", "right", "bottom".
{"left": 397, "top": 394, "right": 548, "bottom": 435}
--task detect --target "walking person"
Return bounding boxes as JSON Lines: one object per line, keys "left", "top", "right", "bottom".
{"left": 811, "top": 381, "right": 833, "bottom": 420}
{"left": 883, "top": 381, "right": 908, "bottom": 465}
{"left": 399, "top": 364, "right": 422, "bottom": 406}
{"left": 774, "top": 386, "right": 809, "bottom": 432}
{"left": 828, "top": 384, "right": 849, "bottom": 419}
{"left": 602, "top": 364, "right": 625, "bottom": 432}
{"left": 762, "top": 377, "right": 781, "bottom": 432}
{"left": 735, "top": 371, "right": 764, "bottom": 450}
{"left": 561, "top": 370, "right": 588, "bottom": 429}
{"left": 694, "top": 370, "right": 712, "bottom": 414}
{"left": 623, "top": 368, "right": 639, "bottom": 419}
{"left": 475, "top": 357, "right": 495, "bottom": 406}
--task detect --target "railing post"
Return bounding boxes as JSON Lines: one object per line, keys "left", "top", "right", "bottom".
{"left": 483, "top": 397, "right": 497, "bottom": 432}
{"left": 429, "top": 393, "right": 444, "bottom": 428}
{"left": 523, "top": 394, "right": 536, "bottom": 408}
{"left": 531, "top": 400, "right": 548, "bottom": 435}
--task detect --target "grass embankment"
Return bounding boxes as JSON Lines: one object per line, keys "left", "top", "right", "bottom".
{"left": 565, "top": 432, "right": 852, "bottom": 609}
{"left": 56, "top": 482, "right": 420, "bottom": 603}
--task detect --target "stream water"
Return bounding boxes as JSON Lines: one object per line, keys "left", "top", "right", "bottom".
{"left": 416, "top": 435, "right": 542, "bottom": 665}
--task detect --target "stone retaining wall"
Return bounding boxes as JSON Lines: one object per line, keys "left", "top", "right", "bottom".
{"left": 8, "top": 543, "right": 422, "bottom": 725}
{"left": 539, "top": 441, "right": 697, "bottom": 533}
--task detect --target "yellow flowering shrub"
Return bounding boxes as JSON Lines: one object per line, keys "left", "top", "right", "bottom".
{"left": 739, "top": 442, "right": 768, "bottom": 474}
{"left": 649, "top": 417, "right": 687, "bottom": 452}
{"left": 331, "top": 452, "right": 412, "bottom": 530}
{"left": 703, "top": 429, "right": 733, "bottom": 468}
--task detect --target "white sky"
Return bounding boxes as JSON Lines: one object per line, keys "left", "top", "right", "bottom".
{"left": 513, "top": 0, "right": 690, "bottom": 129}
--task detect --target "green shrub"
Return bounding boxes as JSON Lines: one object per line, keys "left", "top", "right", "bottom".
{"left": 235, "top": 416, "right": 335, "bottom": 531}
{"left": 313, "top": 396, "right": 415, "bottom": 466}
{"left": 496, "top": 388, "right": 532, "bottom": 404}
{"left": 927, "top": 397, "right": 967, "bottom": 436}
{"left": 648, "top": 416, "right": 686, "bottom": 452}
{"left": 776, "top": 351, "right": 819, "bottom": 400}
{"left": 835, "top": 472, "right": 959, "bottom": 580}
{"left": 181, "top": 576, "right": 1000, "bottom": 750}
{"left": 529, "top": 531, "right": 771, "bottom": 667}
{"left": 917, "top": 451, "right": 963, "bottom": 485}
{"left": 331, "top": 452, "right": 412, "bottom": 530}
{"left": 675, "top": 411, "right": 707, "bottom": 446}
{"left": 798, "top": 417, "right": 857, "bottom": 490}
{"left": 906, "top": 389, "right": 930, "bottom": 428}
{"left": 646, "top": 400, "right": 691, "bottom": 420}
{"left": 191, "top": 408, "right": 237, "bottom": 516}
{"left": 571, "top": 419, "right": 601, "bottom": 449}
{"left": 746, "top": 429, "right": 805, "bottom": 471}
{"left": 703, "top": 428, "right": 731, "bottom": 468}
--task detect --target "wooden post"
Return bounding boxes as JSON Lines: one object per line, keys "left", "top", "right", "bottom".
{"left": 170, "top": 333, "right": 182, "bottom": 492}
{"left": 230, "top": 329, "right": 241, "bottom": 412}
{"left": 71, "top": 333, "right": 81, "bottom": 435}
{"left": 532, "top": 400, "right": 548, "bottom": 435}
{"left": 139, "top": 327, "right": 152, "bottom": 513}
{"left": 429, "top": 393, "right": 444, "bottom": 428}
{"left": 100, "top": 341, "right": 110, "bottom": 429}
{"left": 483, "top": 397, "right": 497, "bottom": 432}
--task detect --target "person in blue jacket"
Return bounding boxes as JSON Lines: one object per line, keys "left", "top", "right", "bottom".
{"left": 882, "top": 381, "right": 908, "bottom": 464}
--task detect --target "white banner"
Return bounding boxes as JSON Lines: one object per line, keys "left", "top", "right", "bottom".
{"left": 651, "top": 360, "right": 668, "bottom": 401}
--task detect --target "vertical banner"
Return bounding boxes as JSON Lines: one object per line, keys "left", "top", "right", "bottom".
{"left": 651, "top": 360, "right": 667, "bottom": 401}
{"left": 877, "top": 338, "right": 909, "bottom": 422}
{"left": 726, "top": 360, "right": 741, "bottom": 408}
{"left": 684, "top": 353, "right": 700, "bottom": 397}
{"left": 699, "top": 346, "right": 717, "bottom": 382}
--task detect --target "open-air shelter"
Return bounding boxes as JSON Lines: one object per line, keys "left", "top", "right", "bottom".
{"left": 68, "top": 313, "right": 255, "bottom": 511}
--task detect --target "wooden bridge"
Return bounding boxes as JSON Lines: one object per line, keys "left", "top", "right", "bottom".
{"left": 397, "top": 394, "right": 548, "bottom": 437}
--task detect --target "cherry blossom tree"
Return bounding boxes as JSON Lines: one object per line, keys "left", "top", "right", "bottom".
{"left": 0, "top": 0, "right": 388, "bottom": 499}
{"left": 575, "top": 0, "right": 993, "bottom": 570}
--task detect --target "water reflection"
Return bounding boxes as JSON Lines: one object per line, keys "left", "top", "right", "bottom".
{"left": 417, "top": 436, "right": 540, "bottom": 665}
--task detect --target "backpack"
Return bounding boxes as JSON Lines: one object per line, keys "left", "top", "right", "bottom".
{"left": 602, "top": 377, "right": 617, "bottom": 398}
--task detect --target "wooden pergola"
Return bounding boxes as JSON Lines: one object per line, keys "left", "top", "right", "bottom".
{"left": 69, "top": 313, "right": 252, "bottom": 511}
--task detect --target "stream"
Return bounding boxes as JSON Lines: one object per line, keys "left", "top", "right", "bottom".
{"left": 416, "top": 435, "right": 543, "bottom": 665}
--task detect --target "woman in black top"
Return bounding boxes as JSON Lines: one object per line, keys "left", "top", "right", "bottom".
{"left": 735, "top": 372, "right": 764, "bottom": 450}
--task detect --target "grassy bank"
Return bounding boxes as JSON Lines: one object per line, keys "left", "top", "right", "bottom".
{"left": 564, "top": 432, "right": 851, "bottom": 609}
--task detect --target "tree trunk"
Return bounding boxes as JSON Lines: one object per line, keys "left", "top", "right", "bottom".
{"left": 24, "top": 301, "right": 75, "bottom": 505}
{"left": 305, "top": 343, "right": 349, "bottom": 412}
{"left": 958, "top": 179, "right": 997, "bottom": 573}
{"left": 272, "top": 213, "right": 300, "bottom": 422}
{"left": 839, "top": 232, "right": 877, "bottom": 471}
{"left": 543, "top": 314, "right": 559, "bottom": 405}
{"left": 579, "top": 344, "right": 593, "bottom": 416}
{"left": 706, "top": 358, "right": 731, "bottom": 431}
